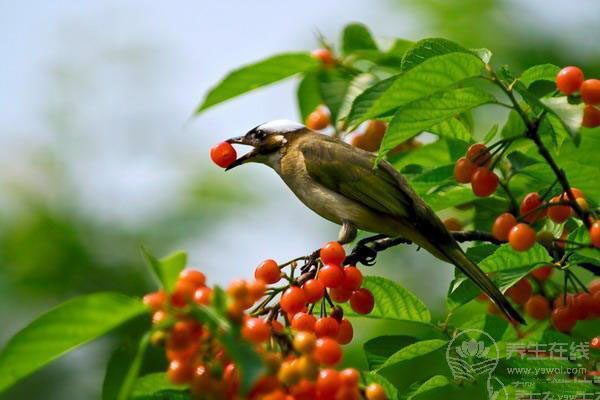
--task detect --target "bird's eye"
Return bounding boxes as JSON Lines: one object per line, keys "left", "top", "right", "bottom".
{"left": 254, "top": 130, "right": 265, "bottom": 139}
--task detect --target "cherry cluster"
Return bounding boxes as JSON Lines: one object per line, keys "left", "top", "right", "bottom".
{"left": 555, "top": 66, "right": 600, "bottom": 128}
{"left": 454, "top": 143, "right": 499, "bottom": 197}
{"left": 480, "top": 271, "right": 600, "bottom": 334}
{"left": 143, "top": 242, "right": 385, "bottom": 400}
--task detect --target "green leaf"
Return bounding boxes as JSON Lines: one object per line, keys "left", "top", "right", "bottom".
{"left": 361, "top": 372, "right": 399, "bottom": 400}
{"left": 519, "top": 64, "right": 560, "bottom": 88}
{"left": 363, "top": 335, "right": 419, "bottom": 370}
{"left": 337, "top": 73, "right": 377, "bottom": 125}
{"left": 506, "top": 151, "right": 541, "bottom": 171}
{"left": 421, "top": 186, "right": 491, "bottom": 212}
{"left": 296, "top": 71, "right": 322, "bottom": 122}
{"left": 344, "top": 52, "right": 485, "bottom": 129}
{"left": 378, "top": 339, "right": 448, "bottom": 371}
{"left": 316, "top": 68, "right": 354, "bottom": 123}
{"left": 196, "top": 53, "right": 319, "bottom": 113}
{"left": 428, "top": 117, "right": 472, "bottom": 141}
{"left": 482, "top": 123, "right": 499, "bottom": 144}
{"left": 408, "top": 375, "right": 452, "bottom": 400}
{"left": 342, "top": 276, "right": 431, "bottom": 322}
{"left": 141, "top": 247, "right": 187, "bottom": 292}
{"left": 390, "top": 139, "right": 451, "bottom": 170}
{"left": 568, "top": 225, "right": 600, "bottom": 264}
{"left": 341, "top": 23, "right": 378, "bottom": 54}
{"left": 540, "top": 96, "right": 584, "bottom": 144}
{"left": 103, "top": 332, "right": 150, "bottom": 400}
{"left": 400, "top": 38, "right": 474, "bottom": 72}
{"left": 479, "top": 243, "right": 551, "bottom": 274}
{"left": 131, "top": 373, "right": 187, "bottom": 400}
{"left": 0, "top": 293, "right": 147, "bottom": 393}
{"left": 458, "top": 314, "right": 509, "bottom": 342}
{"left": 378, "top": 87, "right": 496, "bottom": 160}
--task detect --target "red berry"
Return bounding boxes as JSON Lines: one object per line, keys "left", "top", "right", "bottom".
{"left": 341, "top": 267, "right": 363, "bottom": 291}
{"left": 547, "top": 196, "right": 571, "bottom": 223}
{"left": 339, "top": 368, "right": 360, "bottom": 386}
{"left": 306, "top": 107, "right": 331, "bottom": 130}
{"left": 280, "top": 286, "right": 308, "bottom": 314}
{"left": 320, "top": 242, "right": 346, "bottom": 265}
{"left": 242, "top": 317, "right": 271, "bottom": 343}
{"left": 492, "top": 213, "right": 518, "bottom": 241}
{"left": 519, "top": 192, "right": 546, "bottom": 223}
{"left": 443, "top": 217, "right": 462, "bottom": 232}
{"left": 312, "top": 49, "right": 334, "bottom": 66}
{"left": 582, "top": 105, "right": 600, "bottom": 128}
{"left": 589, "top": 278, "right": 600, "bottom": 294}
{"left": 143, "top": 290, "right": 167, "bottom": 311}
{"left": 506, "top": 279, "right": 532, "bottom": 305}
{"left": 471, "top": 167, "right": 499, "bottom": 197}
{"left": 318, "top": 264, "right": 345, "bottom": 288}
{"left": 314, "top": 338, "right": 342, "bottom": 366}
{"left": 556, "top": 66, "right": 584, "bottom": 95}
{"left": 530, "top": 265, "right": 553, "bottom": 281}
{"left": 193, "top": 287, "right": 213, "bottom": 305}
{"left": 454, "top": 157, "right": 477, "bottom": 183}
{"left": 524, "top": 295, "right": 550, "bottom": 320}
{"left": 329, "top": 285, "right": 353, "bottom": 303}
{"left": 168, "top": 360, "right": 194, "bottom": 384}
{"left": 303, "top": 279, "right": 325, "bottom": 303}
{"left": 591, "top": 337, "right": 600, "bottom": 349}
{"left": 317, "top": 369, "right": 341, "bottom": 397}
{"left": 571, "top": 293, "right": 595, "bottom": 320}
{"left": 171, "top": 279, "right": 196, "bottom": 307}
{"left": 466, "top": 143, "right": 491, "bottom": 167}
{"left": 553, "top": 293, "right": 575, "bottom": 309}
{"left": 179, "top": 268, "right": 206, "bottom": 287}
{"left": 350, "top": 288, "right": 375, "bottom": 315}
{"left": 255, "top": 259, "right": 281, "bottom": 284}
{"left": 551, "top": 307, "right": 577, "bottom": 333}
{"left": 210, "top": 142, "right": 237, "bottom": 168}
{"left": 508, "top": 223, "right": 536, "bottom": 252}
{"left": 581, "top": 79, "right": 600, "bottom": 105}
{"left": 365, "top": 383, "right": 387, "bottom": 400}
{"left": 591, "top": 221, "right": 600, "bottom": 248}
{"left": 291, "top": 312, "right": 317, "bottom": 332}
{"left": 315, "top": 317, "right": 340, "bottom": 338}
{"left": 336, "top": 319, "right": 353, "bottom": 345}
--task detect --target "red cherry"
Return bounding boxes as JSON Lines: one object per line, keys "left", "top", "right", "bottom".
{"left": 329, "top": 285, "right": 353, "bottom": 303}
{"left": 590, "top": 221, "right": 600, "bottom": 248}
{"left": 311, "top": 49, "right": 334, "bottom": 66}
{"left": 551, "top": 307, "right": 577, "bottom": 333}
{"left": 336, "top": 318, "right": 354, "bottom": 345}
{"left": 454, "top": 157, "right": 477, "bottom": 183}
{"left": 525, "top": 295, "right": 550, "bottom": 320}
{"left": 466, "top": 143, "right": 491, "bottom": 167}
{"left": 506, "top": 279, "right": 532, "bottom": 305}
{"left": 547, "top": 196, "right": 571, "bottom": 223}
{"left": 582, "top": 105, "right": 600, "bottom": 128}
{"left": 508, "top": 223, "right": 536, "bottom": 252}
{"left": 179, "top": 268, "right": 206, "bottom": 288}
{"left": 242, "top": 317, "right": 271, "bottom": 343}
{"left": 320, "top": 242, "right": 346, "bottom": 265}
{"left": 339, "top": 368, "right": 360, "bottom": 386}
{"left": 193, "top": 287, "right": 213, "bottom": 305}
{"left": 519, "top": 192, "right": 546, "bottom": 223}
{"left": 341, "top": 267, "right": 363, "bottom": 291}
{"left": 255, "top": 259, "right": 281, "bottom": 284}
{"left": 143, "top": 290, "right": 167, "bottom": 311}
{"left": 530, "top": 265, "right": 553, "bottom": 282}
{"left": 591, "top": 337, "right": 600, "bottom": 349}
{"left": 210, "top": 142, "right": 237, "bottom": 168}
{"left": 318, "top": 264, "right": 345, "bottom": 288}
{"left": 492, "top": 213, "right": 518, "bottom": 241}
{"left": 291, "top": 312, "right": 317, "bottom": 332}
{"left": 302, "top": 279, "right": 325, "bottom": 303}
{"left": 589, "top": 278, "right": 600, "bottom": 294}
{"left": 314, "top": 338, "right": 342, "bottom": 366}
{"left": 555, "top": 66, "right": 584, "bottom": 95}
{"left": 167, "top": 360, "right": 194, "bottom": 384}
{"left": 317, "top": 369, "right": 341, "bottom": 397}
{"left": 581, "top": 79, "right": 600, "bottom": 105}
{"left": 314, "top": 317, "right": 340, "bottom": 338}
{"left": 571, "top": 293, "right": 595, "bottom": 320}
{"left": 471, "top": 167, "right": 499, "bottom": 197}
{"left": 443, "top": 217, "right": 462, "bottom": 232}
{"left": 280, "top": 286, "right": 307, "bottom": 314}
{"left": 350, "top": 288, "right": 375, "bottom": 315}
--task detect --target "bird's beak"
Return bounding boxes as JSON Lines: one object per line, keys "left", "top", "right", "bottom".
{"left": 225, "top": 136, "right": 258, "bottom": 170}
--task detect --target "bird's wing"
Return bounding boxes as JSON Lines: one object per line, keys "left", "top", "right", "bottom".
{"left": 299, "top": 137, "right": 415, "bottom": 217}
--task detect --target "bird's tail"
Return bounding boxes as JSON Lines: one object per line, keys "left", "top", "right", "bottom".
{"left": 438, "top": 244, "right": 525, "bottom": 325}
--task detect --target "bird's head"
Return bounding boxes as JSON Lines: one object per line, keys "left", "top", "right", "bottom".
{"left": 225, "top": 119, "right": 306, "bottom": 170}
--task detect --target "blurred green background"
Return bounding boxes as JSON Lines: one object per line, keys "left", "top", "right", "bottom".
{"left": 1, "top": 1, "right": 599, "bottom": 398}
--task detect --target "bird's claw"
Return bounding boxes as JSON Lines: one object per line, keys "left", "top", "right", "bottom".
{"left": 346, "top": 243, "right": 378, "bottom": 266}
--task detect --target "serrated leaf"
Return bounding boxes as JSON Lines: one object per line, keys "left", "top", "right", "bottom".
{"left": 378, "top": 339, "right": 448, "bottom": 371}
{"left": 408, "top": 375, "right": 453, "bottom": 400}
{"left": 296, "top": 71, "right": 322, "bottom": 122}
{"left": 390, "top": 139, "right": 451, "bottom": 170}
{"left": 400, "top": 38, "right": 474, "bottom": 72}
{"left": 479, "top": 243, "right": 551, "bottom": 274}
{"left": 345, "top": 52, "right": 485, "bottom": 129}
{"left": 361, "top": 372, "right": 399, "bottom": 400}
{"left": 337, "top": 73, "right": 377, "bottom": 125}
{"left": 506, "top": 151, "right": 541, "bottom": 171}
{"left": 470, "top": 48, "right": 493, "bottom": 64}
{"left": 421, "top": 186, "right": 489, "bottom": 212}
{"left": 196, "top": 53, "right": 318, "bottom": 113}
{"left": 141, "top": 247, "right": 187, "bottom": 292}
{"left": 428, "top": 117, "right": 472, "bottom": 141}
{"left": 316, "top": 68, "right": 355, "bottom": 123}
{"left": 341, "top": 23, "right": 378, "bottom": 54}
{"left": 363, "top": 335, "right": 419, "bottom": 370}
{"left": 378, "top": 87, "right": 496, "bottom": 160}
{"left": 411, "top": 164, "right": 454, "bottom": 187}
{"left": 0, "top": 293, "right": 147, "bottom": 393}
{"left": 342, "top": 276, "right": 431, "bottom": 322}
{"left": 458, "top": 314, "right": 509, "bottom": 342}
{"left": 131, "top": 373, "right": 187, "bottom": 400}
{"left": 540, "top": 97, "right": 584, "bottom": 144}
{"left": 103, "top": 332, "right": 150, "bottom": 400}
{"left": 519, "top": 64, "right": 560, "bottom": 88}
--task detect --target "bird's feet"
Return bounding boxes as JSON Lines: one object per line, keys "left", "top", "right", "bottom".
{"left": 344, "top": 234, "right": 387, "bottom": 266}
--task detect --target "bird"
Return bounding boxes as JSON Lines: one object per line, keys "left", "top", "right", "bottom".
{"left": 225, "top": 119, "right": 525, "bottom": 324}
